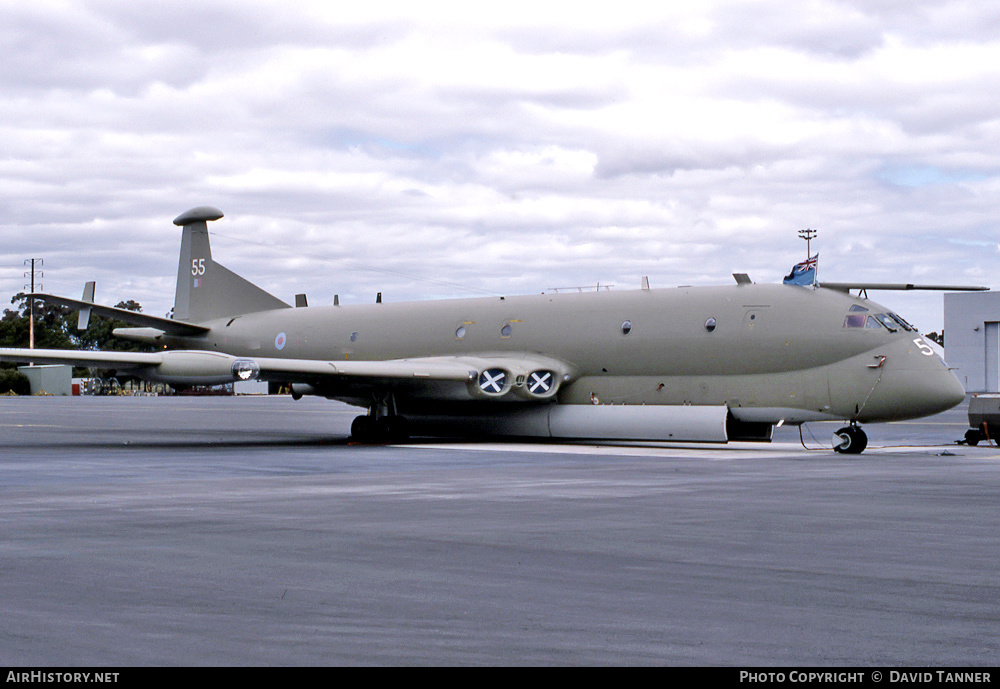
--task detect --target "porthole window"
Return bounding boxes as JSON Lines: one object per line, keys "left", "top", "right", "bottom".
{"left": 705, "top": 317, "right": 717, "bottom": 333}
{"left": 455, "top": 326, "right": 466, "bottom": 339}
{"left": 621, "top": 320, "right": 632, "bottom": 335}
{"left": 501, "top": 324, "right": 512, "bottom": 338}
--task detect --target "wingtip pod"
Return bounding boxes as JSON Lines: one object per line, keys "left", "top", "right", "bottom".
{"left": 173, "top": 206, "right": 224, "bottom": 226}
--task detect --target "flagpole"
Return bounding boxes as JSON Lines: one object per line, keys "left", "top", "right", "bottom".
{"left": 798, "top": 229, "right": 817, "bottom": 286}
{"left": 798, "top": 229, "right": 816, "bottom": 260}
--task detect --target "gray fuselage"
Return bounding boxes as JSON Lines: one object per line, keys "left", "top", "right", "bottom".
{"left": 158, "top": 282, "right": 964, "bottom": 425}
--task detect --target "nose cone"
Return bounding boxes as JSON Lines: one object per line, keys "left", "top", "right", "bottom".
{"left": 906, "top": 366, "right": 966, "bottom": 418}
{"left": 856, "top": 341, "right": 967, "bottom": 422}
{"left": 942, "top": 368, "right": 968, "bottom": 409}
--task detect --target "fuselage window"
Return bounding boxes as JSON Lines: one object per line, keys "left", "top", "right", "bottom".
{"left": 501, "top": 324, "right": 512, "bottom": 338}
{"left": 705, "top": 317, "right": 717, "bottom": 332}
{"left": 455, "top": 326, "right": 466, "bottom": 340}
{"left": 621, "top": 320, "right": 632, "bottom": 335}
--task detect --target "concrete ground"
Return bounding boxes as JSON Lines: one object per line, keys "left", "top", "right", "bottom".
{"left": 1, "top": 395, "right": 997, "bottom": 666}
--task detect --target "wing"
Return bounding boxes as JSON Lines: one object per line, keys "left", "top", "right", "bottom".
{"left": 817, "top": 282, "right": 988, "bottom": 293}
{"left": 278, "top": 353, "right": 574, "bottom": 404}
{"left": 0, "top": 348, "right": 163, "bottom": 369}
{"left": 0, "top": 348, "right": 573, "bottom": 401}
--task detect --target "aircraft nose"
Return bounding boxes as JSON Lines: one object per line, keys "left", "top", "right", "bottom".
{"left": 860, "top": 365, "right": 965, "bottom": 422}
{"left": 944, "top": 368, "right": 967, "bottom": 407}
{"left": 917, "top": 367, "right": 966, "bottom": 416}
{"left": 916, "top": 335, "right": 967, "bottom": 413}
{"left": 852, "top": 339, "right": 967, "bottom": 422}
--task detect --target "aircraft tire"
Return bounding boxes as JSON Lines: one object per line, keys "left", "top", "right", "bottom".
{"left": 377, "top": 416, "right": 410, "bottom": 443}
{"left": 833, "top": 426, "right": 867, "bottom": 454}
{"left": 351, "top": 415, "right": 410, "bottom": 443}
{"left": 351, "top": 415, "right": 377, "bottom": 443}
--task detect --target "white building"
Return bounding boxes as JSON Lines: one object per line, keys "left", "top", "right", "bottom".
{"left": 944, "top": 291, "right": 1000, "bottom": 393}
{"left": 18, "top": 364, "right": 72, "bottom": 395}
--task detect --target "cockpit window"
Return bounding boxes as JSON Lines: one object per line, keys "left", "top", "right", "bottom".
{"left": 874, "top": 314, "right": 898, "bottom": 332}
{"left": 844, "top": 311, "right": 910, "bottom": 332}
{"left": 845, "top": 312, "right": 905, "bottom": 331}
{"left": 849, "top": 304, "right": 869, "bottom": 313}
{"left": 888, "top": 313, "right": 916, "bottom": 331}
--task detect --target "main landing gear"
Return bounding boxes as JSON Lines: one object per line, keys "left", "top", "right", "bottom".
{"left": 350, "top": 414, "right": 410, "bottom": 443}
{"left": 833, "top": 424, "right": 868, "bottom": 454}
{"left": 350, "top": 393, "right": 410, "bottom": 444}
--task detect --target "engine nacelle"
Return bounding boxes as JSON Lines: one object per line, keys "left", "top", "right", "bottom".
{"left": 467, "top": 362, "right": 567, "bottom": 401}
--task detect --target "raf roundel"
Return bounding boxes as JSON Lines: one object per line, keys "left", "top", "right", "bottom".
{"left": 275, "top": 332, "right": 287, "bottom": 350}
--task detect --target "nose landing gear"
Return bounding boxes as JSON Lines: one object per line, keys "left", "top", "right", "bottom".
{"left": 833, "top": 424, "right": 868, "bottom": 454}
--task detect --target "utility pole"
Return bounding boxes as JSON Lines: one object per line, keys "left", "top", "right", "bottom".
{"left": 24, "top": 258, "right": 43, "bottom": 353}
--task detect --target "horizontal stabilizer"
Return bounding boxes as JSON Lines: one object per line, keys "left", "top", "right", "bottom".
{"left": 30, "top": 293, "right": 209, "bottom": 336}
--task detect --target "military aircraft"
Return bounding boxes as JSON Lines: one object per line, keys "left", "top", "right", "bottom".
{"left": 0, "top": 206, "right": 983, "bottom": 453}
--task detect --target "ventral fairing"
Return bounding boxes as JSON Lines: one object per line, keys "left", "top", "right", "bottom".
{"left": 1, "top": 207, "right": 982, "bottom": 453}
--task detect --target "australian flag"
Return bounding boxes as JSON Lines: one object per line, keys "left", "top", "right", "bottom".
{"left": 783, "top": 254, "right": 818, "bottom": 286}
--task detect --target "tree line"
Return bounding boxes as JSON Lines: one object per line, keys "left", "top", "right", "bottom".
{"left": 0, "top": 294, "right": 155, "bottom": 393}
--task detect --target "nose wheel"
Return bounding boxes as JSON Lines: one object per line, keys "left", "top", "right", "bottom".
{"left": 833, "top": 425, "right": 868, "bottom": 454}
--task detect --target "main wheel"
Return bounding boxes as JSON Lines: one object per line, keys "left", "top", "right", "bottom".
{"left": 351, "top": 415, "right": 410, "bottom": 443}
{"left": 833, "top": 426, "right": 868, "bottom": 454}
{"left": 351, "top": 415, "right": 378, "bottom": 443}
{"left": 376, "top": 416, "right": 410, "bottom": 443}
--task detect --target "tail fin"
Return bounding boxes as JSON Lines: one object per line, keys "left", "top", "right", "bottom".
{"left": 172, "top": 207, "right": 290, "bottom": 323}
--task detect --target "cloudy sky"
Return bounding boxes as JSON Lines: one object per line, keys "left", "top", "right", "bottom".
{"left": 3, "top": 0, "right": 999, "bottom": 333}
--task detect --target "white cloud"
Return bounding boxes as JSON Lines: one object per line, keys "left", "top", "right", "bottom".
{"left": 1, "top": 0, "right": 998, "bottom": 333}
